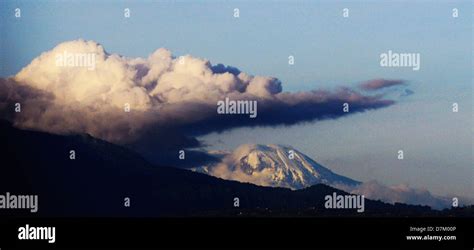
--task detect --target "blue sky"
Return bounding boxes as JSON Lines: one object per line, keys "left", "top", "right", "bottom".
{"left": 0, "top": 0, "right": 472, "bottom": 198}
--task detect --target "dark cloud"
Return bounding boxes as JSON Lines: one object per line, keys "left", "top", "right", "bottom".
{"left": 359, "top": 79, "right": 405, "bottom": 91}
{"left": 211, "top": 63, "right": 241, "bottom": 76}
{"left": 172, "top": 88, "right": 395, "bottom": 136}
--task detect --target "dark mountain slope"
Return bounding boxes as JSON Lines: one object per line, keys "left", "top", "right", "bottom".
{"left": 0, "top": 121, "right": 439, "bottom": 217}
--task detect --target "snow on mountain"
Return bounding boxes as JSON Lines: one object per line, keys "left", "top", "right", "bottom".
{"left": 193, "top": 144, "right": 360, "bottom": 190}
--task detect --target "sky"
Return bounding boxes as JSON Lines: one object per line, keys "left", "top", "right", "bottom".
{"left": 0, "top": 0, "right": 472, "bottom": 199}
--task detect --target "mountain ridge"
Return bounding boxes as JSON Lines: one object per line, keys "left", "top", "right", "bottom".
{"left": 1, "top": 120, "right": 466, "bottom": 217}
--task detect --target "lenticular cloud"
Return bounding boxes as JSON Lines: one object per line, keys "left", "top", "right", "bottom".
{"left": 0, "top": 39, "right": 397, "bottom": 144}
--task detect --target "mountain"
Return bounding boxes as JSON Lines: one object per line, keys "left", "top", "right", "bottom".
{"left": 194, "top": 144, "right": 360, "bottom": 190}
{"left": 0, "top": 121, "right": 452, "bottom": 217}
{"left": 195, "top": 144, "right": 454, "bottom": 209}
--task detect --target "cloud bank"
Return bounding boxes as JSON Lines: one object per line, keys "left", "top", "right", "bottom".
{"left": 335, "top": 180, "right": 452, "bottom": 210}
{"left": 0, "top": 40, "right": 400, "bottom": 164}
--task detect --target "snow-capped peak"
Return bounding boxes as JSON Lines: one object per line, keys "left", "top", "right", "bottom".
{"left": 194, "top": 144, "right": 360, "bottom": 190}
